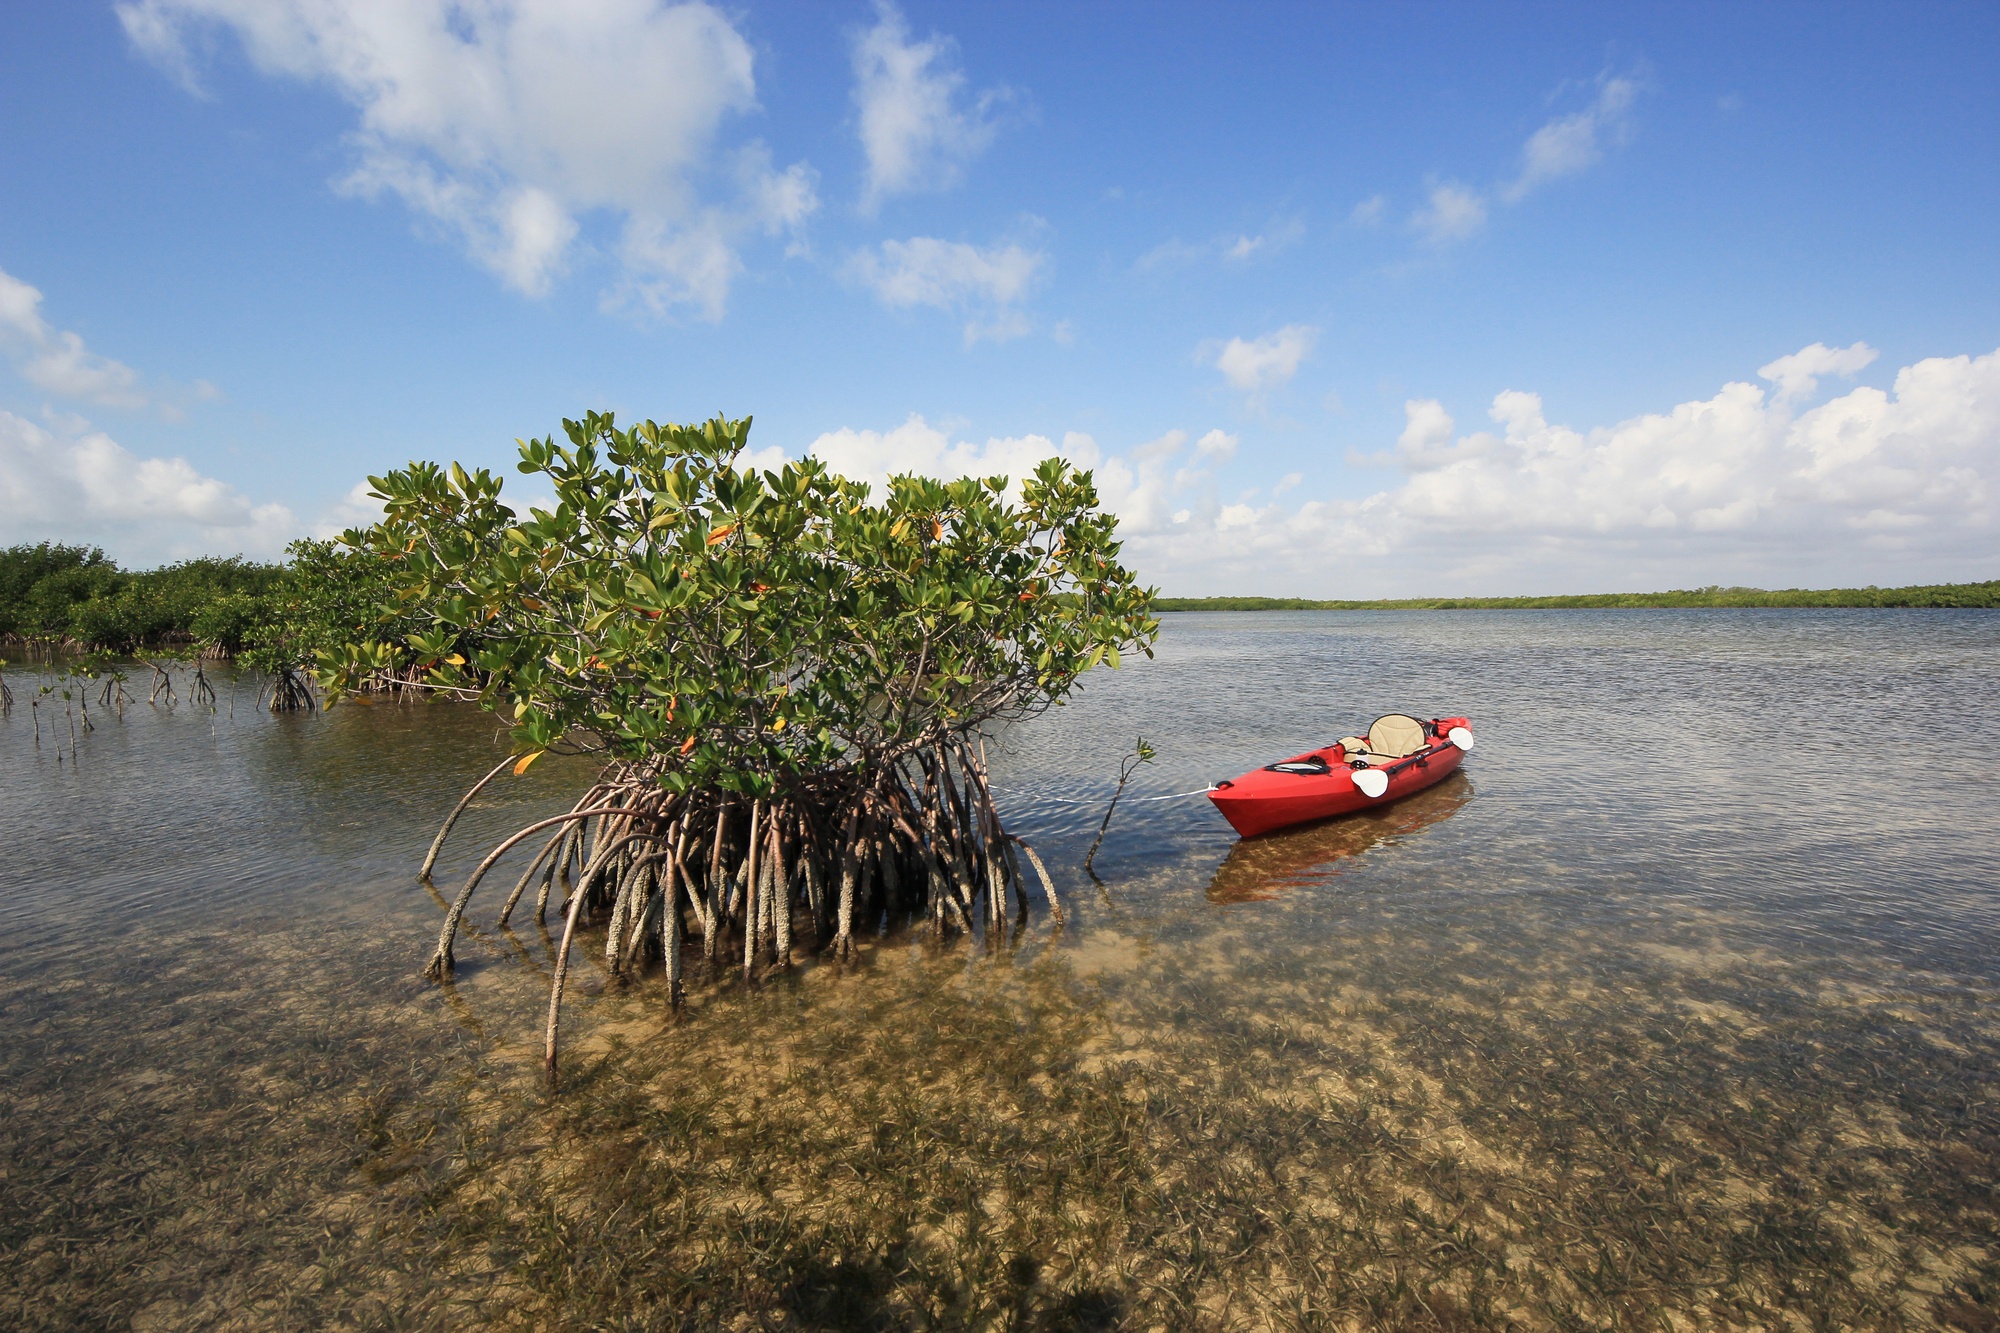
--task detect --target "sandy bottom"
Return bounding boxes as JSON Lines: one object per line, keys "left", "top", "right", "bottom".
{"left": 9, "top": 881, "right": 1993, "bottom": 1332}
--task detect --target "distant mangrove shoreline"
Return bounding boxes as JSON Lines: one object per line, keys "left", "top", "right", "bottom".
{"left": 1, "top": 540, "right": 408, "bottom": 708}
{"left": 1155, "top": 579, "right": 2000, "bottom": 612}
{"left": 9, "top": 542, "right": 1997, "bottom": 660}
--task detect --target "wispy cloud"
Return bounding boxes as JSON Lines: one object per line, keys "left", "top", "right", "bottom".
{"left": 1402, "top": 71, "right": 1645, "bottom": 247}
{"left": 1224, "top": 217, "right": 1305, "bottom": 262}
{"left": 120, "top": 0, "right": 817, "bottom": 319}
{"left": 0, "top": 267, "right": 146, "bottom": 409}
{"left": 852, "top": 1, "right": 1011, "bottom": 212}
{"left": 1412, "top": 182, "right": 1488, "bottom": 245}
{"left": 845, "top": 236, "right": 1044, "bottom": 344}
{"left": 0, "top": 263, "right": 217, "bottom": 416}
{"left": 1137, "top": 218, "right": 1304, "bottom": 271}
{"left": 1133, "top": 238, "right": 1204, "bottom": 272}
{"left": 1501, "top": 74, "right": 1640, "bottom": 203}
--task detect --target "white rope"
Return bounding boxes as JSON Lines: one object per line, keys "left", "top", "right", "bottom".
{"left": 991, "top": 785, "right": 1215, "bottom": 807}
{"left": 1133, "top": 785, "right": 1219, "bottom": 802}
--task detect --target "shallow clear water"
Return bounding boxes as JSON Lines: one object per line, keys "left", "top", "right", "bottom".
{"left": 4, "top": 611, "right": 1997, "bottom": 1329}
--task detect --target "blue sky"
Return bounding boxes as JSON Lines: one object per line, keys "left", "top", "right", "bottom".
{"left": 2, "top": 1, "right": 1997, "bottom": 594}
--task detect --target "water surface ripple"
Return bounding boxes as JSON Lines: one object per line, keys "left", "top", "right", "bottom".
{"left": 3, "top": 610, "right": 1996, "bottom": 1329}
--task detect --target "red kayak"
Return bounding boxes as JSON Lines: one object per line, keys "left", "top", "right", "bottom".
{"left": 1208, "top": 714, "right": 1475, "bottom": 838}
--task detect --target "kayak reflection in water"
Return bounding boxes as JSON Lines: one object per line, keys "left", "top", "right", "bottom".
{"left": 1206, "top": 772, "right": 1473, "bottom": 904}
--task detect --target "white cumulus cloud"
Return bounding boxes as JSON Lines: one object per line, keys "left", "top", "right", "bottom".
{"left": 793, "top": 343, "right": 1997, "bottom": 596}
{"left": 807, "top": 414, "right": 1092, "bottom": 500}
{"left": 119, "top": 0, "right": 816, "bottom": 318}
{"left": 845, "top": 236, "right": 1044, "bottom": 344}
{"left": 1194, "top": 428, "right": 1238, "bottom": 461}
{"left": 0, "top": 409, "right": 295, "bottom": 562}
{"left": 851, "top": 1, "right": 1007, "bottom": 212}
{"left": 1207, "top": 325, "right": 1318, "bottom": 395}
{"left": 1121, "top": 342, "right": 2000, "bottom": 595}
{"left": 1758, "top": 340, "right": 1879, "bottom": 405}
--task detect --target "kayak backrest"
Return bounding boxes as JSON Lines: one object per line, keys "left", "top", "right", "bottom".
{"left": 1366, "top": 714, "right": 1429, "bottom": 759}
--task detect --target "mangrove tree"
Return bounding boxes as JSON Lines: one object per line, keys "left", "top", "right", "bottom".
{"left": 325, "top": 411, "right": 1157, "bottom": 1080}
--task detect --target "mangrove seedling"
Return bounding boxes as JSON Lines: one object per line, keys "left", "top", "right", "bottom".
{"left": 1084, "top": 735, "right": 1156, "bottom": 881}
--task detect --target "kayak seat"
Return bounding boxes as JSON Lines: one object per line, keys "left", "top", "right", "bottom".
{"left": 1366, "top": 714, "right": 1430, "bottom": 759}
{"left": 1338, "top": 737, "right": 1396, "bottom": 766}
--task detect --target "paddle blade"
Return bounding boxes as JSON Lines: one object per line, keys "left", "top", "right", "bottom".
{"left": 1448, "top": 726, "right": 1475, "bottom": 751}
{"left": 1354, "top": 768, "right": 1389, "bottom": 798}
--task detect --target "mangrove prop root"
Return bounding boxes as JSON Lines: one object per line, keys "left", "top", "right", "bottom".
{"left": 424, "top": 804, "right": 630, "bottom": 982}
{"left": 424, "top": 747, "right": 1069, "bottom": 1072}
{"left": 419, "top": 755, "right": 518, "bottom": 882}
{"left": 540, "top": 821, "right": 578, "bottom": 923}
{"left": 1001, "top": 835, "right": 1029, "bottom": 920}
{"left": 190, "top": 664, "right": 217, "bottom": 710}
{"left": 145, "top": 661, "right": 176, "bottom": 707}
{"left": 1011, "top": 836, "right": 1065, "bottom": 924}
{"left": 267, "top": 664, "right": 316, "bottom": 712}
{"left": 741, "top": 801, "right": 763, "bottom": 982}
{"left": 833, "top": 807, "right": 862, "bottom": 961}
{"left": 536, "top": 787, "right": 602, "bottom": 923}
{"left": 770, "top": 816, "right": 792, "bottom": 968}
{"left": 545, "top": 863, "right": 592, "bottom": 1088}
{"left": 662, "top": 849, "right": 685, "bottom": 1009}
{"left": 621, "top": 859, "right": 663, "bottom": 970}
{"left": 498, "top": 829, "right": 564, "bottom": 927}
